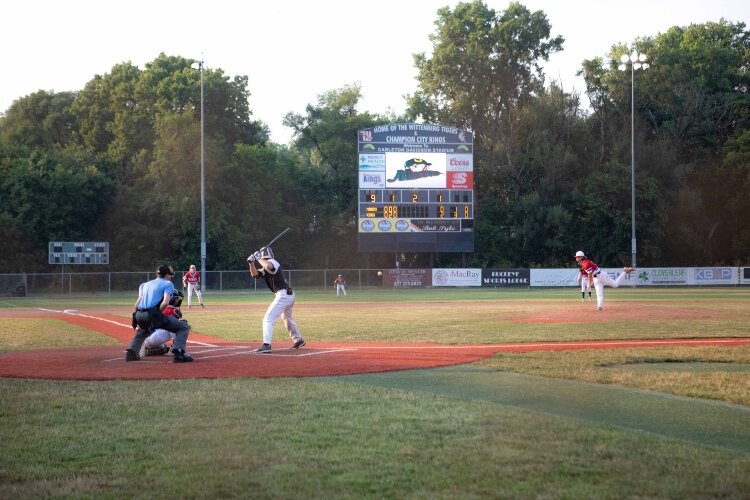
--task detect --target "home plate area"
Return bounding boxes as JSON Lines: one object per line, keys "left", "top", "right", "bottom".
{"left": 0, "top": 340, "right": 498, "bottom": 381}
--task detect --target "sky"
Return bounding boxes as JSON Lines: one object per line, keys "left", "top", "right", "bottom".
{"left": 2, "top": 0, "right": 748, "bottom": 144}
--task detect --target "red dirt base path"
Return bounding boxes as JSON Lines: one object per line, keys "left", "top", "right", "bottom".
{"left": 1, "top": 309, "right": 749, "bottom": 381}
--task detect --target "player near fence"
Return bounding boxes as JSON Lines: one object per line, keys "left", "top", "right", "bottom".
{"left": 182, "top": 264, "right": 204, "bottom": 308}
{"left": 247, "top": 246, "right": 305, "bottom": 353}
{"left": 574, "top": 251, "right": 635, "bottom": 311}
{"left": 333, "top": 274, "right": 347, "bottom": 296}
{"left": 126, "top": 265, "right": 193, "bottom": 362}
{"left": 576, "top": 267, "right": 593, "bottom": 302}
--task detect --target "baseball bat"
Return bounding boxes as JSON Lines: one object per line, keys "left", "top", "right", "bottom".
{"left": 264, "top": 227, "right": 290, "bottom": 248}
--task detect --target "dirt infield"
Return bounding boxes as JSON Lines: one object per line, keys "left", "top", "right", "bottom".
{"left": 2, "top": 308, "right": 750, "bottom": 381}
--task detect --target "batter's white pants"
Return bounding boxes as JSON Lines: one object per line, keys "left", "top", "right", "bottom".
{"left": 336, "top": 284, "right": 347, "bottom": 296}
{"left": 186, "top": 283, "right": 202, "bottom": 306}
{"left": 262, "top": 290, "right": 303, "bottom": 345}
{"left": 593, "top": 271, "right": 631, "bottom": 309}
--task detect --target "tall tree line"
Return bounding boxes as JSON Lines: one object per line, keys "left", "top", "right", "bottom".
{"left": 1, "top": 1, "right": 748, "bottom": 274}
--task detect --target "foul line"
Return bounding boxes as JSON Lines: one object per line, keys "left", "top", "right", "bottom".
{"left": 39, "top": 308, "right": 218, "bottom": 347}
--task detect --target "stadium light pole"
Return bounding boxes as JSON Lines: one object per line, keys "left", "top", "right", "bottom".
{"left": 192, "top": 60, "right": 207, "bottom": 286}
{"left": 618, "top": 51, "right": 649, "bottom": 269}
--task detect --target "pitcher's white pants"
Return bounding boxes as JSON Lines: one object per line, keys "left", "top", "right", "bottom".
{"left": 336, "top": 284, "right": 347, "bottom": 296}
{"left": 263, "top": 290, "right": 303, "bottom": 345}
{"left": 593, "top": 271, "right": 630, "bottom": 309}
{"left": 186, "top": 283, "right": 202, "bottom": 306}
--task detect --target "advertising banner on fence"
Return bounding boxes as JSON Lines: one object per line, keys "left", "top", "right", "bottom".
{"left": 482, "top": 269, "right": 530, "bottom": 287}
{"left": 432, "top": 268, "right": 482, "bottom": 287}
{"left": 383, "top": 268, "right": 431, "bottom": 288}
{"left": 742, "top": 267, "right": 750, "bottom": 285}
{"left": 530, "top": 268, "right": 638, "bottom": 287}
{"left": 529, "top": 267, "right": 738, "bottom": 287}
{"left": 688, "top": 267, "right": 738, "bottom": 285}
{"left": 530, "top": 269, "right": 580, "bottom": 287}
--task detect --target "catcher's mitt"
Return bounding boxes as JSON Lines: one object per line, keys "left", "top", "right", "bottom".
{"left": 174, "top": 308, "right": 183, "bottom": 319}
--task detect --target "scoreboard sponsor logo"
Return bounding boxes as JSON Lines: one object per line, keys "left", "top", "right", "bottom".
{"left": 360, "top": 220, "right": 375, "bottom": 232}
{"left": 395, "top": 220, "right": 410, "bottom": 231}
{"left": 359, "top": 171, "right": 385, "bottom": 188}
{"left": 446, "top": 154, "right": 473, "bottom": 172}
{"left": 447, "top": 171, "right": 473, "bottom": 189}
{"left": 377, "top": 220, "right": 392, "bottom": 231}
{"left": 359, "top": 154, "right": 386, "bottom": 169}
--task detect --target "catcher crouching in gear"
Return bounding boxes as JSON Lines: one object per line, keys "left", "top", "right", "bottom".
{"left": 126, "top": 265, "right": 193, "bottom": 362}
{"left": 574, "top": 251, "right": 635, "bottom": 311}
{"left": 139, "top": 290, "right": 186, "bottom": 357}
{"left": 247, "top": 246, "right": 305, "bottom": 353}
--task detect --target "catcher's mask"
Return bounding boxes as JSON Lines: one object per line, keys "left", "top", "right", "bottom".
{"left": 259, "top": 246, "right": 274, "bottom": 260}
{"left": 170, "top": 290, "right": 184, "bottom": 307}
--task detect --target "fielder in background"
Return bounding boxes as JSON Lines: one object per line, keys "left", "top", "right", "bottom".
{"left": 333, "top": 274, "right": 347, "bottom": 296}
{"left": 182, "top": 264, "right": 204, "bottom": 308}
{"left": 139, "top": 290, "right": 185, "bottom": 357}
{"left": 126, "top": 265, "right": 193, "bottom": 362}
{"left": 574, "top": 251, "right": 635, "bottom": 311}
{"left": 576, "top": 267, "right": 593, "bottom": 302}
{"left": 247, "top": 246, "right": 306, "bottom": 353}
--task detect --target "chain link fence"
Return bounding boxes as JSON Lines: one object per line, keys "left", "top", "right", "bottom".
{"left": 0, "top": 270, "right": 384, "bottom": 297}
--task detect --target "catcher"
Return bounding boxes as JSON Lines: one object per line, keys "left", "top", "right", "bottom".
{"left": 182, "top": 264, "right": 204, "bottom": 308}
{"left": 137, "top": 290, "right": 186, "bottom": 356}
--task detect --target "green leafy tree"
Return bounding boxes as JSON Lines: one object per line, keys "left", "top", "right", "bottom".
{"left": 283, "top": 84, "right": 379, "bottom": 267}
{"left": 0, "top": 90, "right": 78, "bottom": 148}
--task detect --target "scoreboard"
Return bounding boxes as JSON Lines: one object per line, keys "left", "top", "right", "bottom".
{"left": 49, "top": 241, "right": 109, "bottom": 265}
{"left": 358, "top": 124, "right": 474, "bottom": 252}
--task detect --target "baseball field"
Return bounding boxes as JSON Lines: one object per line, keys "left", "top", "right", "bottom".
{"left": 1, "top": 287, "right": 749, "bottom": 498}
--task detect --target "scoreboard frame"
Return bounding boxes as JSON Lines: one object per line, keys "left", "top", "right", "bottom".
{"left": 357, "top": 124, "right": 474, "bottom": 253}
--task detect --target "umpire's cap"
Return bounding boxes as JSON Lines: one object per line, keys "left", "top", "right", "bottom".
{"left": 157, "top": 265, "right": 175, "bottom": 277}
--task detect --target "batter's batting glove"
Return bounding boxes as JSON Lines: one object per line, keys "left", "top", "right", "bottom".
{"left": 247, "top": 254, "right": 256, "bottom": 263}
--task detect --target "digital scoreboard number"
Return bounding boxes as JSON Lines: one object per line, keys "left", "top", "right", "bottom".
{"left": 357, "top": 124, "right": 474, "bottom": 252}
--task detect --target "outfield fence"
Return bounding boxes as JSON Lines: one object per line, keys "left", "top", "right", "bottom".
{"left": 1, "top": 267, "right": 748, "bottom": 297}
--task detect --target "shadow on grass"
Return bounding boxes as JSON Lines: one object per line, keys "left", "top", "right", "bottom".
{"left": 332, "top": 365, "right": 750, "bottom": 456}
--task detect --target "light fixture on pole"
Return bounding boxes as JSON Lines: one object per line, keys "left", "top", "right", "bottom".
{"left": 191, "top": 60, "right": 207, "bottom": 287}
{"left": 618, "top": 51, "right": 649, "bottom": 269}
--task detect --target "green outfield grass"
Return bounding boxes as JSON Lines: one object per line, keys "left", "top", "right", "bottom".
{"left": 1, "top": 287, "right": 749, "bottom": 498}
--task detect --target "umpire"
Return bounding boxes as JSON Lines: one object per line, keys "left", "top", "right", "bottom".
{"left": 125, "top": 265, "right": 193, "bottom": 362}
